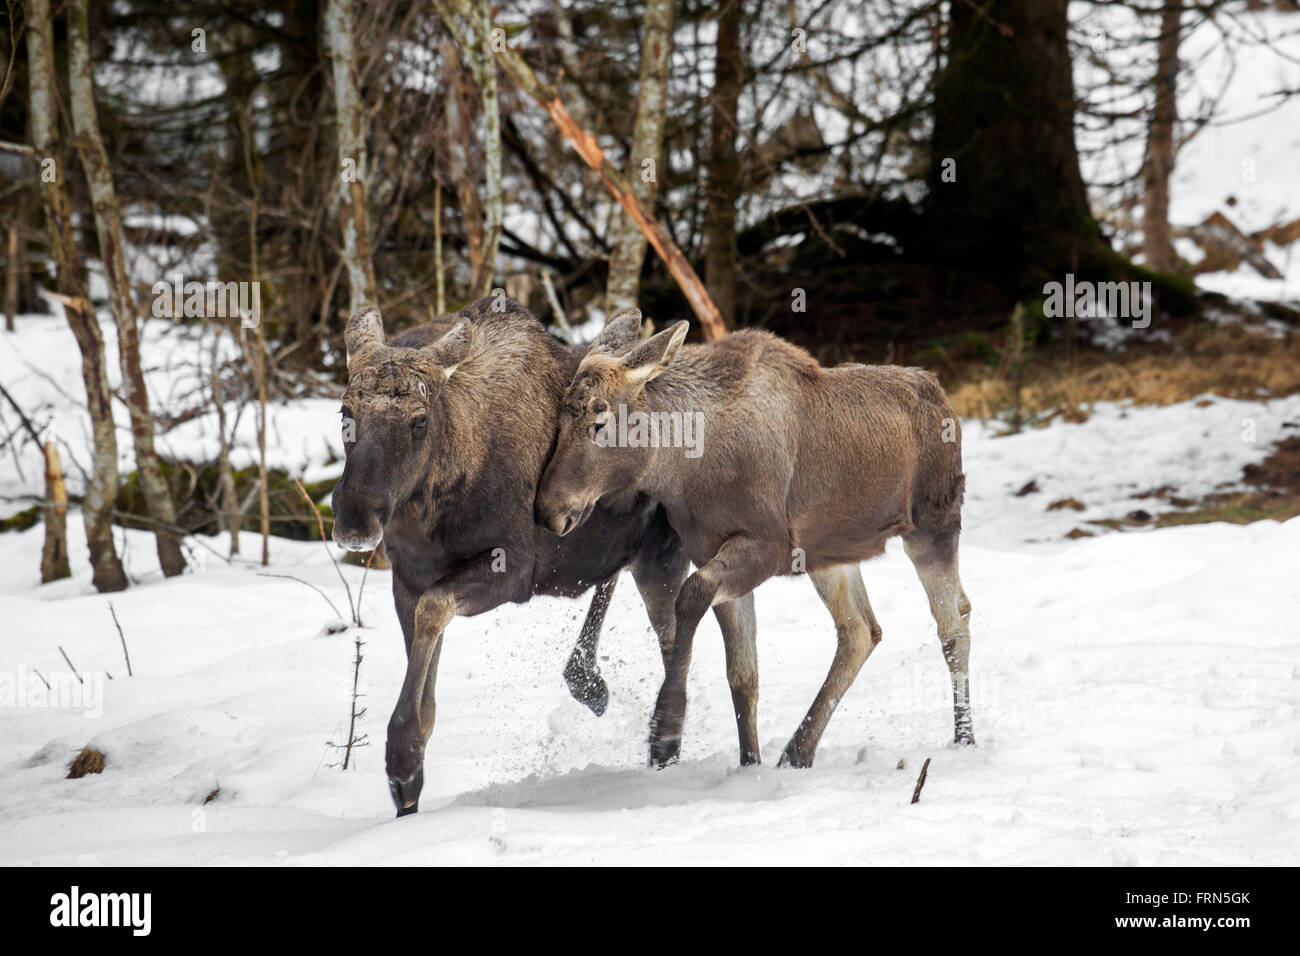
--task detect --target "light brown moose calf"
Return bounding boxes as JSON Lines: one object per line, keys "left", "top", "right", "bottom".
{"left": 536, "top": 310, "right": 974, "bottom": 768}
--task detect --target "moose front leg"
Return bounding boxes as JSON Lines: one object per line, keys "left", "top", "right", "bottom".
{"left": 387, "top": 550, "right": 531, "bottom": 816}
{"left": 648, "top": 534, "right": 780, "bottom": 768}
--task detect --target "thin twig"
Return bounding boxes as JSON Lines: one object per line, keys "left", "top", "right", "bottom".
{"left": 107, "top": 601, "right": 132, "bottom": 677}
{"left": 293, "top": 478, "right": 357, "bottom": 623}
{"left": 58, "top": 645, "right": 83, "bottom": 685}
{"left": 910, "top": 756, "right": 932, "bottom": 804}
{"left": 32, "top": 668, "right": 50, "bottom": 690}
{"left": 342, "top": 631, "right": 366, "bottom": 770}
{"left": 255, "top": 572, "right": 344, "bottom": 620}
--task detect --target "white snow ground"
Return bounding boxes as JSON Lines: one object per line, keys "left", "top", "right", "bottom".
{"left": 2, "top": 313, "right": 1299, "bottom": 865}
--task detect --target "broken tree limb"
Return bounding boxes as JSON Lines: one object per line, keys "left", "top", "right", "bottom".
{"left": 435, "top": 0, "right": 727, "bottom": 341}
{"left": 910, "top": 756, "right": 931, "bottom": 804}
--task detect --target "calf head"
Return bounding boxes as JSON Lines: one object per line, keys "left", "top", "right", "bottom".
{"left": 331, "top": 306, "right": 471, "bottom": 551}
{"left": 537, "top": 309, "right": 688, "bottom": 536}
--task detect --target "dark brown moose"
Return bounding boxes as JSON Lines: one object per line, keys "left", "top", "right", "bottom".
{"left": 537, "top": 309, "right": 974, "bottom": 769}
{"left": 330, "top": 297, "right": 757, "bottom": 814}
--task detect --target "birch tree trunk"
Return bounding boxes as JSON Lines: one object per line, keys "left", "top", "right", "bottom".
{"left": 68, "top": 0, "right": 185, "bottom": 578}
{"left": 606, "top": 0, "right": 675, "bottom": 312}
{"left": 24, "top": 0, "right": 127, "bottom": 592}
{"left": 437, "top": 0, "right": 726, "bottom": 340}
{"left": 704, "top": 0, "right": 743, "bottom": 329}
{"left": 472, "top": 0, "right": 502, "bottom": 299}
{"left": 1142, "top": 0, "right": 1182, "bottom": 274}
{"left": 324, "top": 0, "right": 378, "bottom": 313}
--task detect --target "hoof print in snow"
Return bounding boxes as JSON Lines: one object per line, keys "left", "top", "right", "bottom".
{"left": 67, "top": 747, "right": 105, "bottom": 779}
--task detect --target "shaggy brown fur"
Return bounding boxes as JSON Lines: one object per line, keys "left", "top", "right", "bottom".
{"left": 331, "top": 298, "right": 760, "bottom": 813}
{"left": 538, "top": 309, "right": 974, "bottom": 768}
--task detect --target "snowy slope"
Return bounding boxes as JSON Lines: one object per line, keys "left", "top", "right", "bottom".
{"left": 1, "top": 400, "right": 1298, "bottom": 864}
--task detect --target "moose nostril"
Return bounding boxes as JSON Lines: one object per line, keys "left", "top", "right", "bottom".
{"left": 560, "top": 514, "right": 576, "bottom": 537}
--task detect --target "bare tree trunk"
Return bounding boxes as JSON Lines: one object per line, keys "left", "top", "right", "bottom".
{"left": 324, "top": 0, "right": 378, "bottom": 313}
{"left": 1142, "top": 0, "right": 1182, "bottom": 274}
{"left": 928, "top": 0, "right": 1101, "bottom": 281}
{"left": 606, "top": 0, "right": 675, "bottom": 312}
{"left": 68, "top": 0, "right": 184, "bottom": 578}
{"left": 434, "top": 179, "right": 446, "bottom": 314}
{"left": 24, "top": 0, "right": 126, "bottom": 592}
{"left": 211, "top": 326, "right": 240, "bottom": 556}
{"left": 41, "top": 439, "right": 70, "bottom": 581}
{"left": 252, "top": 206, "right": 270, "bottom": 566}
{"left": 705, "top": 0, "right": 743, "bottom": 329}
{"left": 440, "top": 0, "right": 726, "bottom": 340}
{"left": 4, "top": 219, "right": 18, "bottom": 332}
{"left": 443, "top": 36, "right": 485, "bottom": 290}
{"left": 472, "top": 0, "right": 502, "bottom": 299}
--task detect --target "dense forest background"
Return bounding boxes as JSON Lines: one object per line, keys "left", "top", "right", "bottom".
{"left": 1, "top": 0, "right": 1298, "bottom": 589}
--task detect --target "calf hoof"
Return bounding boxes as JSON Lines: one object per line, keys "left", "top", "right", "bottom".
{"left": 952, "top": 732, "right": 976, "bottom": 747}
{"left": 388, "top": 768, "right": 424, "bottom": 816}
{"left": 648, "top": 735, "right": 681, "bottom": 769}
{"left": 564, "top": 659, "right": 609, "bottom": 717}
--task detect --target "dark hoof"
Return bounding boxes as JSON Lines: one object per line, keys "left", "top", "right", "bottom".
{"left": 952, "top": 733, "right": 976, "bottom": 747}
{"left": 564, "top": 664, "right": 610, "bottom": 717}
{"left": 388, "top": 767, "right": 423, "bottom": 815}
{"left": 648, "top": 735, "right": 681, "bottom": 769}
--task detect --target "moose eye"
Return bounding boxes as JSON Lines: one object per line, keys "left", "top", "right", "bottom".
{"left": 411, "top": 414, "right": 429, "bottom": 432}
{"left": 591, "top": 399, "right": 608, "bottom": 415}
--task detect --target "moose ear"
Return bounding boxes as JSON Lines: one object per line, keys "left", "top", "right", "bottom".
{"left": 622, "top": 320, "right": 688, "bottom": 386}
{"left": 429, "top": 319, "right": 472, "bottom": 378}
{"left": 592, "top": 307, "right": 643, "bottom": 354}
{"left": 345, "top": 306, "right": 386, "bottom": 375}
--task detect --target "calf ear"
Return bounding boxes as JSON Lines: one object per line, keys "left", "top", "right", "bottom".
{"left": 429, "top": 319, "right": 472, "bottom": 378}
{"left": 592, "top": 307, "right": 642, "bottom": 353}
{"left": 622, "top": 320, "right": 688, "bottom": 386}
{"left": 345, "top": 306, "right": 386, "bottom": 375}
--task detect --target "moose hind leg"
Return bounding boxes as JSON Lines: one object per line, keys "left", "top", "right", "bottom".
{"left": 712, "top": 593, "right": 760, "bottom": 765}
{"left": 904, "top": 532, "right": 975, "bottom": 746}
{"left": 564, "top": 576, "right": 617, "bottom": 716}
{"left": 780, "top": 564, "right": 881, "bottom": 769}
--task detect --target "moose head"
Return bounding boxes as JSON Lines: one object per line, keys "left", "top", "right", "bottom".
{"left": 536, "top": 308, "right": 690, "bottom": 537}
{"left": 330, "top": 306, "right": 472, "bottom": 551}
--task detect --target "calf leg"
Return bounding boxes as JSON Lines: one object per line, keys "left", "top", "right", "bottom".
{"left": 713, "top": 593, "right": 760, "bottom": 765}
{"left": 779, "top": 564, "right": 882, "bottom": 768}
{"left": 648, "top": 534, "right": 780, "bottom": 768}
{"left": 631, "top": 543, "right": 690, "bottom": 672}
{"left": 904, "top": 532, "right": 975, "bottom": 745}
{"left": 634, "top": 545, "right": 760, "bottom": 765}
{"left": 563, "top": 576, "right": 617, "bottom": 716}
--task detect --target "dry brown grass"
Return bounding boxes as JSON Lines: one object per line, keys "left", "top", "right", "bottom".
{"left": 945, "top": 324, "right": 1300, "bottom": 423}
{"left": 67, "top": 747, "right": 105, "bottom": 779}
